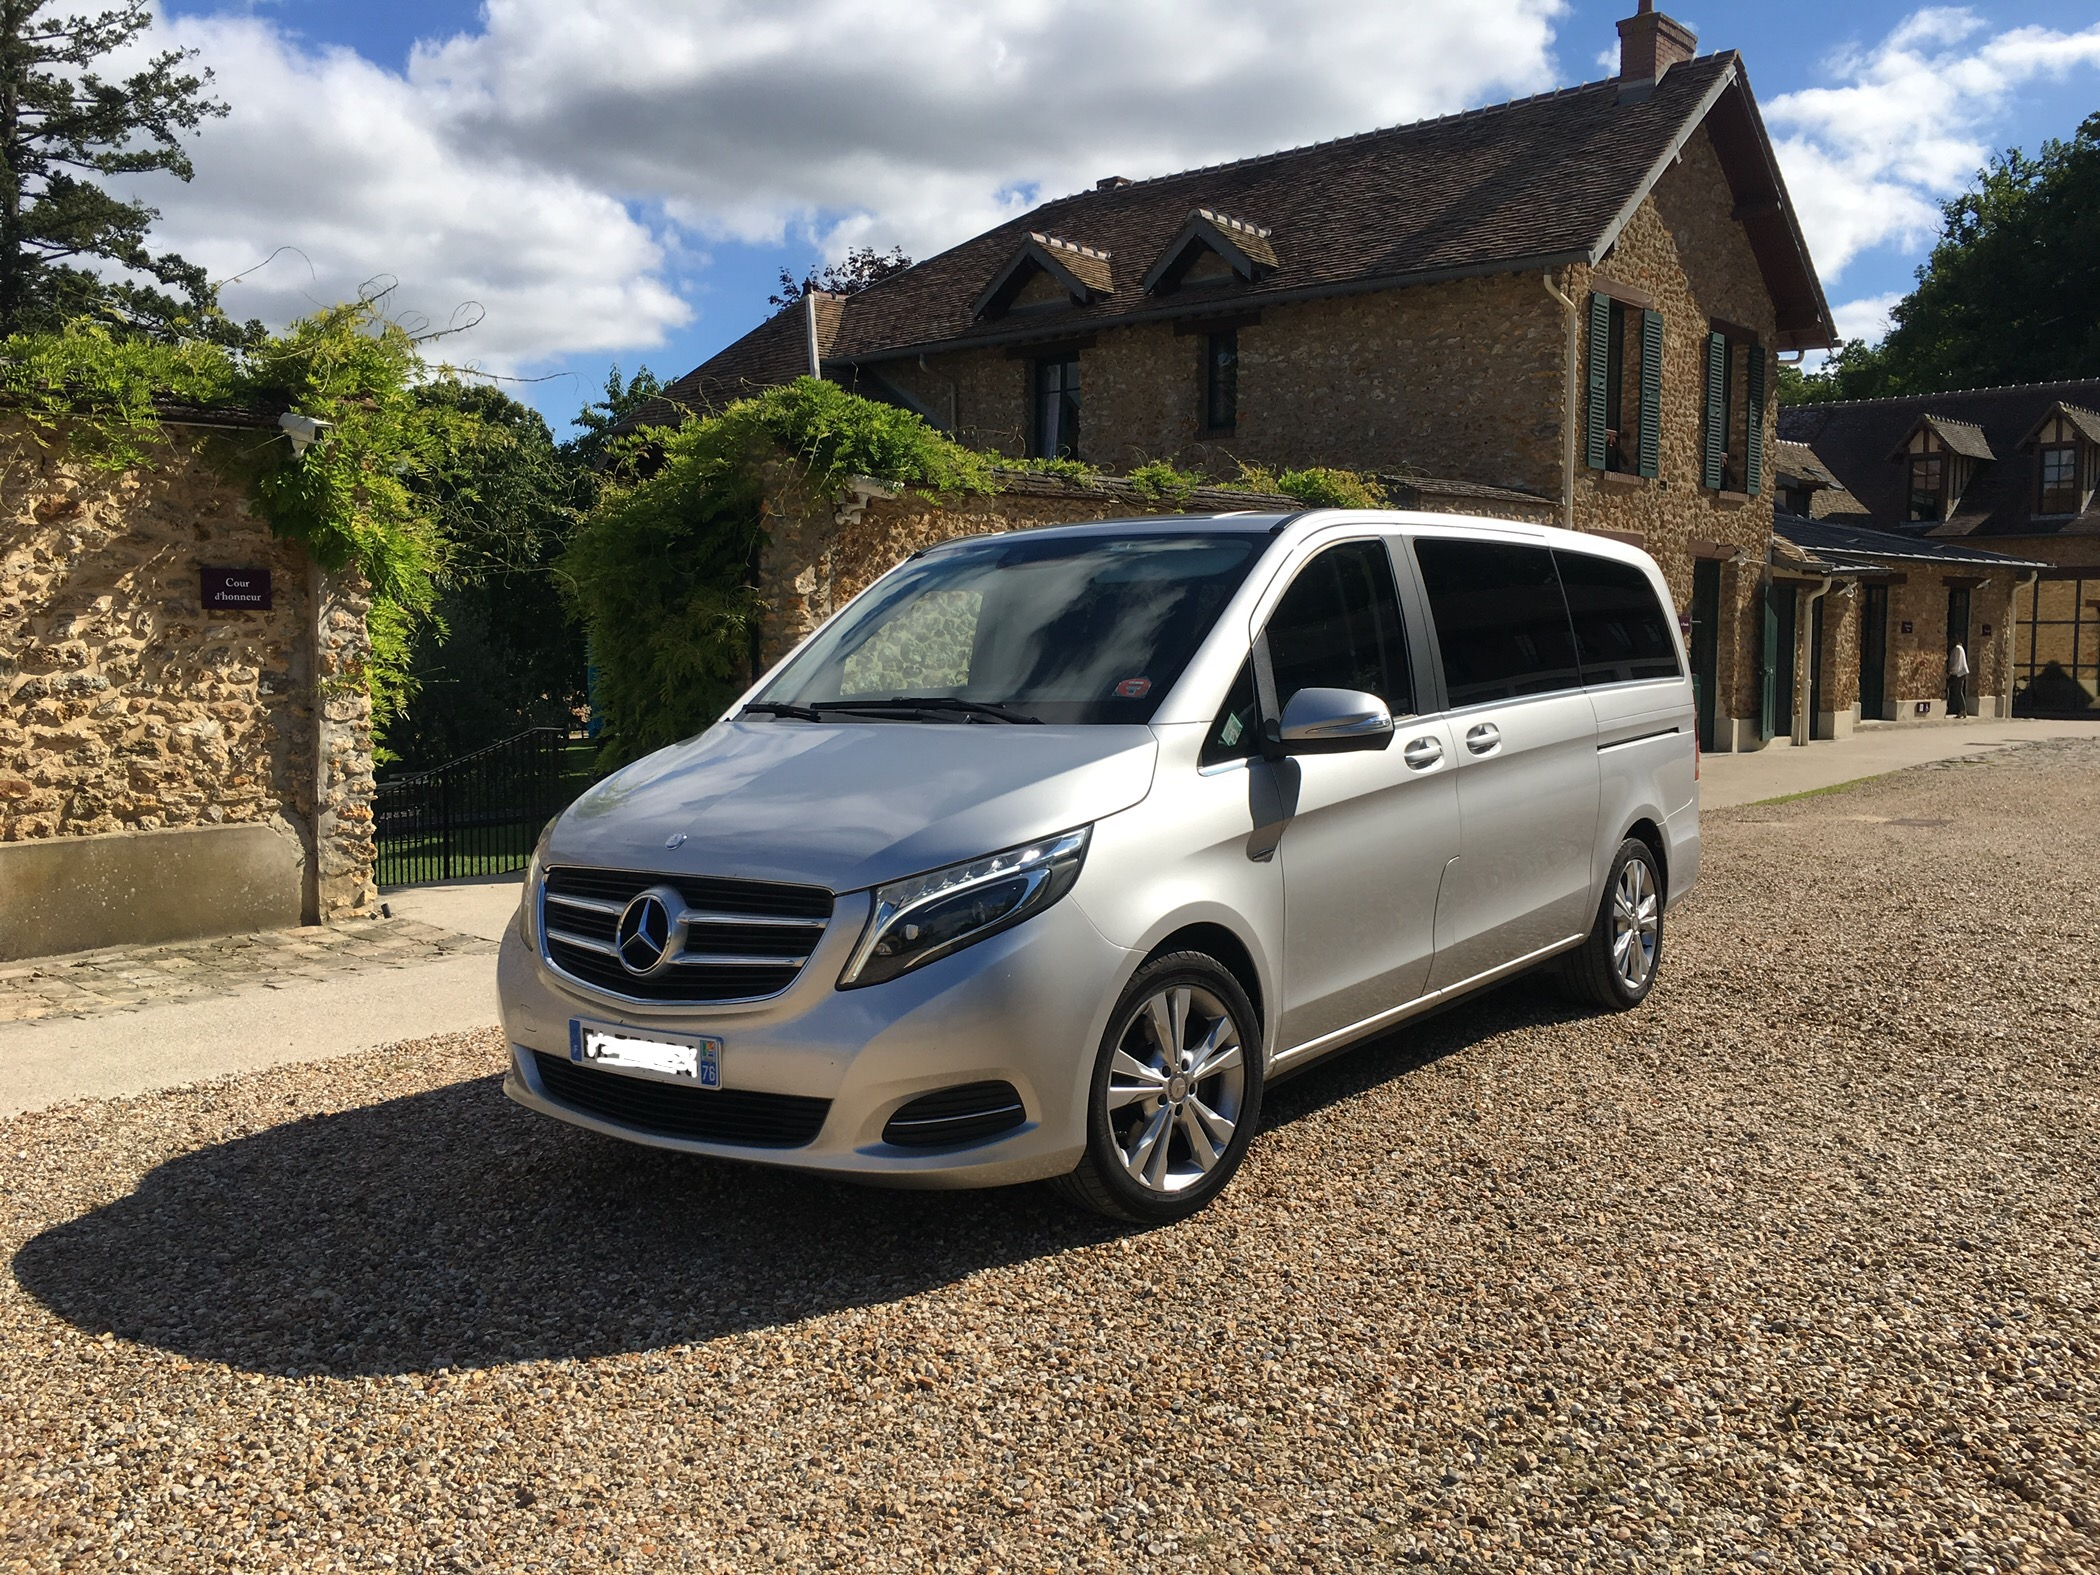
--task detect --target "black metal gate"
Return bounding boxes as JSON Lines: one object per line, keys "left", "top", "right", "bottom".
{"left": 375, "top": 728, "right": 582, "bottom": 887}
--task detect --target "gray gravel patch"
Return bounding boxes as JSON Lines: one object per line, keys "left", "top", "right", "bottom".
{"left": 4, "top": 740, "right": 2098, "bottom": 1573}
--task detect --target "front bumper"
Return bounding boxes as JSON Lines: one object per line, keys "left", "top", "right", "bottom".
{"left": 497, "top": 889, "right": 1132, "bottom": 1188}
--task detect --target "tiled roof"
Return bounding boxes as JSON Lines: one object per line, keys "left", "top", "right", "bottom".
{"left": 635, "top": 293, "right": 845, "bottom": 424}
{"left": 647, "top": 49, "right": 1832, "bottom": 424}
{"left": 1907, "top": 414, "right": 1995, "bottom": 461}
{"left": 1779, "top": 378, "right": 2100, "bottom": 539}
{"left": 818, "top": 52, "right": 1832, "bottom": 363}
{"left": 1775, "top": 512, "right": 2049, "bottom": 573}
{"left": 1774, "top": 439, "right": 1840, "bottom": 490}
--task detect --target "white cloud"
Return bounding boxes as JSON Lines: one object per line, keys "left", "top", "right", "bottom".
{"left": 1831, "top": 291, "right": 1904, "bottom": 345}
{"left": 125, "top": 0, "right": 1567, "bottom": 367}
{"left": 1768, "top": 8, "right": 2100, "bottom": 282}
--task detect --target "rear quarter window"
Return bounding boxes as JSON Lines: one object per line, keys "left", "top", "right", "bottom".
{"left": 1554, "top": 551, "right": 1683, "bottom": 685}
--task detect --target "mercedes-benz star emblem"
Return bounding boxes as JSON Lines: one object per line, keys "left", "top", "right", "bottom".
{"left": 615, "top": 888, "right": 680, "bottom": 976}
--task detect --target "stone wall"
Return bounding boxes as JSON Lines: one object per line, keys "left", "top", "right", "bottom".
{"left": 1565, "top": 125, "right": 1784, "bottom": 747}
{"left": 0, "top": 422, "right": 376, "bottom": 955}
{"left": 755, "top": 468, "right": 1294, "bottom": 667}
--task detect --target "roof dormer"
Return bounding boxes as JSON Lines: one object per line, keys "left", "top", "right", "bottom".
{"left": 1142, "top": 209, "right": 1278, "bottom": 296}
{"left": 2019, "top": 402, "right": 2100, "bottom": 518}
{"left": 972, "top": 233, "right": 1113, "bottom": 321}
{"left": 1892, "top": 414, "right": 1994, "bottom": 524}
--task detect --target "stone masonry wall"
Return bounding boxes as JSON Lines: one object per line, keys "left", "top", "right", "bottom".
{"left": 1568, "top": 124, "right": 1782, "bottom": 740}
{"left": 0, "top": 421, "right": 376, "bottom": 923}
{"left": 874, "top": 271, "right": 1565, "bottom": 498}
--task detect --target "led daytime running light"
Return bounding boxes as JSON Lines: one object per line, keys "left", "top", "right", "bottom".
{"left": 841, "top": 827, "right": 1091, "bottom": 987}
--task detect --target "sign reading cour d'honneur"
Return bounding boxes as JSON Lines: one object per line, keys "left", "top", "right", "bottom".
{"left": 201, "top": 565, "right": 271, "bottom": 611}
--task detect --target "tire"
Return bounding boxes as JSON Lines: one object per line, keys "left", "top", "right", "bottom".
{"left": 1053, "top": 951, "right": 1265, "bottom": 1225}
{"left": 1560, "top": 837, "right": 1665, "bottom": 1012}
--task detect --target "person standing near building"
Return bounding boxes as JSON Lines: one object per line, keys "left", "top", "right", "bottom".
{"left": 1947, "top": 641, "right": 1970, "bottom": 719}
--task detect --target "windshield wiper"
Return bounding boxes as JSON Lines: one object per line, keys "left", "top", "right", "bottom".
{"left": 741, "top": 701, "right": 826, "bottom": 722}
{"left": 820, "top": 697, "right": 1043, "bottom": 725}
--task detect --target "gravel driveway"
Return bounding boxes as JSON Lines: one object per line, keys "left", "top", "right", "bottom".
{"left": 4, "top": 740, "right": 2097, "bottom": 1573}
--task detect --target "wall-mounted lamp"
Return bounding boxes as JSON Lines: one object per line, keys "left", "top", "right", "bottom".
{"left": 278, "top": 410, "right": 332, "bottom": 457}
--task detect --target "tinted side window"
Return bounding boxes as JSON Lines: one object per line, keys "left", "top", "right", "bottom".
{"left": 1264, "top": 540, "right": 1413, "bottom": 715}
{"left": 1200, "top": 658, "right": 1261, "bottom": 768}
{"left": 1412, "top": 539, "right": 1580, "bottom": 707}
{"left": 1554, "top": 550, "right": 1683, "bottom": 685}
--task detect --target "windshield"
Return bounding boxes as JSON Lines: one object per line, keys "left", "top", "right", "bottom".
{"left": 754, "top": 531, "right": 1263, "bottom": 724}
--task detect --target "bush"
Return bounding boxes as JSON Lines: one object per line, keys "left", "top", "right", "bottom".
{"left": 560, "top": 379, "right": 992, "bottom": 764}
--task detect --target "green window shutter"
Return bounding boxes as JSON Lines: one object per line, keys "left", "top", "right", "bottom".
{"left": 1744, "top": 343, "right": 1766, "bottom": 496}
{"left": 1701, "top": 331, "right": 1727, "bottom": 491}
{"left": 1584, "top": 292, "right": 1611, "bottom": 471}
{"left": 1638, "top": 309, "right": 1664, "bottom": 479}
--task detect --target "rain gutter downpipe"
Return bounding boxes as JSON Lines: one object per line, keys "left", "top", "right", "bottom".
{"left": 1793, "top": 574, "right": 1833, "bottom": 746}
{"left": 1544, "top": 270, "right": 1579, "bottom": 529}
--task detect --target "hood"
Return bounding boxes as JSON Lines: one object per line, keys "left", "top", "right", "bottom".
{"left": 550, "top": 719, "right": 1158, "bottom": 892}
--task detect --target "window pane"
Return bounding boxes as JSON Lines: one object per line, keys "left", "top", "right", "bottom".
{"left": 1264, "top": 540, "right": 1411, "bottom": 714}
{"left": 1554, "top": 550, "right": 1682, "bottom": 684}
{"left": 1909, "top": 454, "right": 1942, "bottom": 521}
{"left": 2041, "top": 445, "right": 2077, "bottom": 512}
{"left": 1414, "top": 539, "right": 1581, "bottom": 706}
{"left": 1199, "top": 657, "right": 1260, "bottom": 767}
{"left": 1206, "top": 331, "right": 1237, "bottom": 431}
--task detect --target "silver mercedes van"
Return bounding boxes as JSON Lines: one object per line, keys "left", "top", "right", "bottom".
{"left": 499, "top": 510, "right": 1698, "bottom": 1222}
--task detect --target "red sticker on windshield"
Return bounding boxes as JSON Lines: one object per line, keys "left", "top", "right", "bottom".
{"left": 1114, "top": 677, "right": 1153, "bottom": 698}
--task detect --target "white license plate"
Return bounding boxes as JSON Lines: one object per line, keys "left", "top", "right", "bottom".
{"left": 569, "top": 1021, "right": 722, "bottom": 1087}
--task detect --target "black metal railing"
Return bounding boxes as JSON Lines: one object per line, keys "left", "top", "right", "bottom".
{"left": 375, "top": 727, "right": 594, "bottom": 887}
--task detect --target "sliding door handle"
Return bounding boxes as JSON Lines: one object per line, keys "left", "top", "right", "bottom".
{"left": 1465, "top": 723, "right": 1502, "bottom": 756}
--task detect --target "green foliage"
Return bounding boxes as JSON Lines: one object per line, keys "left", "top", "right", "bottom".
{"left": 1236, "top": 462, "right": 1386, "bottom": 508}
{"left": 1001, "top": 454, "right": 1099, "bottom": 482}
{"left": 1, "top": 302, "right": 467, "bottom": 749}
{"left": 559, "top": 361, "right": 663, "bottom": 485}
{"left": 1125, "top": 458, "right": 1202, "bottom": 505}
{"left": 562, "top": 377, "right": 993, "bottom": 764}
{"left": 1785, "top": 112, "right": 2100, "bottom": 404}
{"left": 0, "top": 0, "right": 238, "bottom": 340}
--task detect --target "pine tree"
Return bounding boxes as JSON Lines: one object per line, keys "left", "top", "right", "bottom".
{"left": 0, "top": 0, "right": 230, "bottom": 338}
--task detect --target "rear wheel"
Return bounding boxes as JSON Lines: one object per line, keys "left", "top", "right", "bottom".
{"left": 1054, "top": 952, "right": 1264, "bottom": 1224}
{"left": 1560, "top": 837, "right": 1664, "bottom": 1011}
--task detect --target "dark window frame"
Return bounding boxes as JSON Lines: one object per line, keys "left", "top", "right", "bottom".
{"left": 1260, "top": 538, "right": 1415, "bottom": 720}
{"left": 1411, "top": 537, "right": 1584, "bottom": 709}
{"left": 2038, "top": 442, "right": 2079, "bottom": 516}
{"left": 1553, "top": 549, "right": 1684, "bottom": 687}
{"left": 1203, "top": 329, "right": 1238, "bottom": 434}
{"left": 1908, "top": 452, "right": 1945, "bottom": 522}
{"left": 1030, "top": 354, "right": 1081, "bottom": 459}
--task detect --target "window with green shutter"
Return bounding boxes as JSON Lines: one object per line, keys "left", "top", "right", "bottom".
{"left": 1744, "top": 344, "right": 1766, "bottom": 496}
{"left": 1585, "top": 292, "right": 1611, "bottom": 471}
{"left": 1701, "top": 331, "right": 1728, "bottom": 491}
{"left": 1638, "top": 310, "right": 1663, "bottom": 479}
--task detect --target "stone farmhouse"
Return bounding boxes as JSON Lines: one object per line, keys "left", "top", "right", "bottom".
{"left": 655, "top": 2, "right": 1857, "bottom": 753}
{"left": 1781, "top": 379, "right": 2100, "bottom": 715}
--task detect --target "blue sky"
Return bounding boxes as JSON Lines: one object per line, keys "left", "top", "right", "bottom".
{"left": 152, "top": 0, "right": 2100, "bottom": 434}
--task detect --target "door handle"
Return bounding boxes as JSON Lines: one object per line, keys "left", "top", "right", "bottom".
{"left": 1465, "top": 723, "right": 1502, "bottom": 756}
{"left": 1401, "top": 736, "right": 1444, "bottom": 771}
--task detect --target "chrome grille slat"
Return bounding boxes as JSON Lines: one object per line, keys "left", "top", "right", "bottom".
{"left": 540, "top": 865, "right": 834, "bottom": 1005}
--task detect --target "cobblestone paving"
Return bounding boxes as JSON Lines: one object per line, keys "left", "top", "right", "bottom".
{"left": 0, "top": 919, "right": 498, "bottom": 1024}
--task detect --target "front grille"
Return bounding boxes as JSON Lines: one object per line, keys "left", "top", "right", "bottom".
{"left": 540, "top": 865, "right": 833, "bottom": 1004}
{"left": 532, "top": 1052, "right": 830, "bottom": 1148}
{"left": 882, "top": 1081, "right": 1027, "bottom": 1148}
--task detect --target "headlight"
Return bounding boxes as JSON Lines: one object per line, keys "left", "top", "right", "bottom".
{"left": 521, "top": 820, "right": 556, "bottom": 946}
{"left": 839, "top": 827, "right": 1091, "bottom": 989}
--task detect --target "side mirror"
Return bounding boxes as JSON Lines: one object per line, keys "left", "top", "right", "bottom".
{"left": 1276, "top": 687, "right": 1395, "bottom": 754}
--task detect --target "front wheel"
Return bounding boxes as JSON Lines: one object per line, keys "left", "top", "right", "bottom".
{"left": 1560, "top": 837, "right": 1665, "bottom": 1011}
{"left": 1054, "top": 952, "right": 1264, "bottom": 1224}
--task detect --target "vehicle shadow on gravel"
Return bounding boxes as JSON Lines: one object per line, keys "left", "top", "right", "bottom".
{"left": 13, "top": 978, "right": 1581, "bottom": 1378}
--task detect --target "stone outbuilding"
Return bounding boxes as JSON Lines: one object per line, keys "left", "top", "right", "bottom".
{"left": 1779, "top": 378, "right": 2100, "bottom": 713}
{"left": 647, "top": 2, "right": 1839, "bottom": 752}
{"left": 0, "top": 415, "right": 377, "bottom": 960}
{"left": 1768, "top": 513, "right": 2045, "bottom": 739}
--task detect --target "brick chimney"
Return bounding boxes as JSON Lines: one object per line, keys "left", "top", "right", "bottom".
{"left": 1618, "top": 1, "right": 1698, "bottom": 96}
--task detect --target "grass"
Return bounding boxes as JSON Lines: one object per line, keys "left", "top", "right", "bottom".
{"left": 1747, "top": 775, "right": 1883, "bottom": 807}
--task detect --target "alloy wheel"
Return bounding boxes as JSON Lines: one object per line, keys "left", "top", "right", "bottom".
{"left": 1103, "top": 984, "right": 1247, "bottom": 1195}
{"left": 1611, "top": 856, "right": 1660, "bottom": 991}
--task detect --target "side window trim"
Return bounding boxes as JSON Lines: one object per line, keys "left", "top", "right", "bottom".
{"left": 1254, "top": 534, "right": 1417, "bottom": 722}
